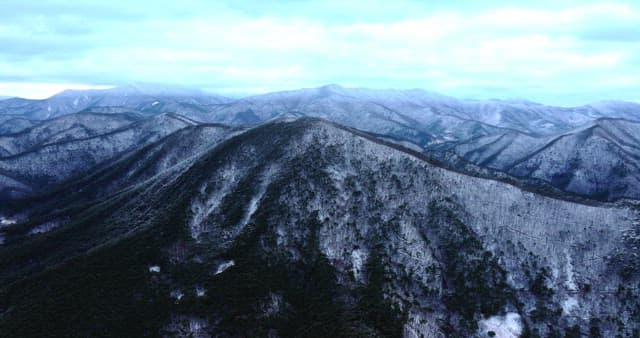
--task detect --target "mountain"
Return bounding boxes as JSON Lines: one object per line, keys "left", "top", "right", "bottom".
{"left": 2, "top": 83, "right": 640, "bottom": 201}
{"left": 196, "top": 85, "right": 640, "bottom": 200}
{"left": 0, "top": 117, "right": 39, "bottom": 135}
{"left": 0, "top": 112, "right": 141, "bottom": 156}
{"left": 3, "top": 84, "right": 640, "bottom": 148}
{"left": 6, "top": 84, "right": 640, "bottom": 142}
{"left": 586, "top": 100, "right": 640, "bottom": 121}
{"left": 14, "top": 122, "right": 240, "bottom": 216}
{"left": 0, "top": 113, "right": 197, "bottom": 199}
{"left": 450, "top": 118, "right": 640, "bottom": 200}
{"left": 0, "top": 118, "right": 637, "bottom": 337}
{"left": 0, "top": 83, "right": 234, "bottom": 121}
{"left": 207, "top": 84, "right": 640, "bottom": 138}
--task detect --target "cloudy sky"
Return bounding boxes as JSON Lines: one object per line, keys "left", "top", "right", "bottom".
{"left": 1, "top": 0, "right": 639, "bottom": 105}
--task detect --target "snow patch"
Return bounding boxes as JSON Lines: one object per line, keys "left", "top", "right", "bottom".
{"left": 0, "top": 217, "right": 17, "bottom": 227}
{"left": 28, "top": 221, "right": 60, "bottom": 235}
{"left": 562, "top": 296, "right": 579, "bottom": 316}
{"left": 170, "top": 289, "right": 184, "bottom": 301}
{"left": 215, "top": 260, "right": 235, "bottom": 275}
{"left": 186, "top": 318, "right": 207, "bottom": 336}
{"left": 165, "top": 316, "right": 210, "bottom": 338}
{"left": 148, "top": 265, "right": 161, "bottom": 273}
{"left": 236, "top": 182, "right": 267, "bottom": 229}
{"left": 563, "top": 249, "right": 577, "bottom": 291}
{"left": 189, "top": 165, "right": 241, "bottom": 241}
{"left": 325, "top": 165, "right": 349, "bottom": 183}
{"left": 351, "top": 248, "right": 367, "bottom": 282}
{"left": 478, "top": 313, "right": 522, "bottom": 338}
{"left": 235, "top": 164, "right": 278, "bottom": 230}
{"left": 196, "top": 286, "right": 206, "bottom": 297}
{"left": 404, "top": 311, "right": 442, "bottom": 338}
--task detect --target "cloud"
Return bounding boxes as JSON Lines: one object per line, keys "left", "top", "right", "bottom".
{"left": 0, "top": 0, "right": 639, "bottom": 105}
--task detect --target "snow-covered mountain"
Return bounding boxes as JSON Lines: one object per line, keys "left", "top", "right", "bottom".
{"left": 0, "top": 118, "right": 637, "bottom": 337}
{"left": 4, "top": 84, "right": 640, "bottom": 141}
{"left": 450, "top": 118, "right": 640, "bottom": 200}
{"left": 0, "top": 83, "right": 233, "bottom": 121}
{"left": 206, "top": 84, "right": 640, "bottom": 139}
{"left": 190, "top": 85, "right": 640, "bottom": 200}
{"left": 25, "top": 122, "right": 239, "bottom": 209}
{"left": 0, "top": 113, "right": 197, "bottom": 199}
{"left": 0, "top": 112, "right": 141, "bottom": 156}
{"left": 2, "top": 84, "right": 640, "bottom": 201}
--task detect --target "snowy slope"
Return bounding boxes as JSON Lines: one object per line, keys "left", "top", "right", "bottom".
{"left": 0, "top": 83, "right": 234, "bottom": 121}
{"left": 453, "top": 118, "right": 640, "bottom": 200}
{"left": 34, "top": 123, "right": 239, "bottom": 206}
{"left": 0, "top": 117, "right": 39, "bottom": 135}
{"left": 0, "top": 113, "right": 140, "bottom": 156}
{"left": 3, "top": 84, "right": 639, "bottom": 147}
{"left": 0, "top": 113, "right": 195, "bottom": 198}
{"left": 2, "top": 84, "right": 640, "bottom": 202}
{"left": 1, "top": 117, "right": 637, "bottom": 337}
{"left": 206, "top": 85, "right": 640, "bottom": 138}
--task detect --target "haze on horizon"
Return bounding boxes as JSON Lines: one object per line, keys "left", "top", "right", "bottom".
{"left": 1, "top": 0, "right": 639, "bottom": 106}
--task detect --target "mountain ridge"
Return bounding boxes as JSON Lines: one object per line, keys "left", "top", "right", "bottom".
{"left": 451, "top": 118, "right": 640, "bottom": 200}
{"left": 2, "top": 84, "right": 640, "bottom": 201}
{"left": 1, "top": 117, "right": 637, "bottom": 337}
{"left": 0, "top": 113, "right": 197, "bottom": 198}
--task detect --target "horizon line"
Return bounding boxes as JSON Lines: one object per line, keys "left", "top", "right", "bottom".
{"left": 1, "top": 82, "right": 639, "bottom": 108}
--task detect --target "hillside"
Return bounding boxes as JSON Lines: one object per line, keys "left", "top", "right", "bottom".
{"left": 453, "top": 118, "right": 640, "bottom": 200}
{"left": 0, "top": 118, "right": 637, "bottom": 337}
{"left": 0, "top": 113, "right": 196, "bottom": 199}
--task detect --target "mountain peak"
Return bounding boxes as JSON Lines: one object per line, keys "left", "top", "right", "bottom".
{"left": 320, "top": 83, "right": 343, "bottom": 89}
{"left": 318, "top": 83, "right": 344, "bottom": 92}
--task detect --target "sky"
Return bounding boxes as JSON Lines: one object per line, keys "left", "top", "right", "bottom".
{"left": 1, "top": 0, "right": 639, "bottom": 105}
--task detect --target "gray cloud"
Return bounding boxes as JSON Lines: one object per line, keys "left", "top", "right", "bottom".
{"left": 0, "top": 0, "right": 639, "bottom": 105}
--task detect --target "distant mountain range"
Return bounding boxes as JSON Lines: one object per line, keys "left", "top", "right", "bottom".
{"left": 1, "top": 84, "right": 640, "bottom": 200}
{"left": 0, "top": 80, "right": 639, "bottom": 336}
{"left": 4, "top": 84, "right": 640, "bottom": 135}
{"left": 0, "top": 83, "right": 232, "bottom": 122}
